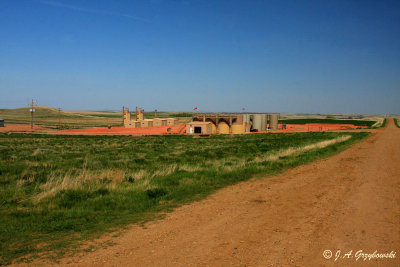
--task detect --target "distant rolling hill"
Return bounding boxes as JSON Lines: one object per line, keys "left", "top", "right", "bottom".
{"left": 0, "top": 106, "right": 122, "bottom": 129}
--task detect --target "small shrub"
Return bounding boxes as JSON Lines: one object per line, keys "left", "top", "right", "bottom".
{"left": 146, "top": 188, "right": 167, "bottom": 199}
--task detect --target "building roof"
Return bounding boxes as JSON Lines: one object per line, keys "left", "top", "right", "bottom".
{"left": 188, "top": 121, "right": 211, "bottom": 125}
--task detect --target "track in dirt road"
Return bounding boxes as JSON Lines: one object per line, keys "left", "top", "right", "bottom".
{"left": 22, "top": 119, "right": 400, "bottom": 266}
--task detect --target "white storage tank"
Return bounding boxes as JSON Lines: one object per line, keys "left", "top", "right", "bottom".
{"left": 270, "top": 114, "right": 279, "bottom": 130}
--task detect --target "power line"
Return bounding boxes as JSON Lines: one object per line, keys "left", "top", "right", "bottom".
{"left": 58, "top": 107, "right": 62, "bottom": 129}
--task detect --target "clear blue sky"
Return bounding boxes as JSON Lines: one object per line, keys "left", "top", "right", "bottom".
{"left": 1, "top": 0, "right": 399, "bottom": 114}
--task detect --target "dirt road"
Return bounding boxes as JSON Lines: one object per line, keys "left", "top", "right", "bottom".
{"left": 34, "top": 120, "right": 400, "bottom": 266}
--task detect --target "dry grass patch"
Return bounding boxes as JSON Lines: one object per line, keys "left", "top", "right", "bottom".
{"left": 251, "top": 135, "right": 351, "bottom": 163}
{"left": 33, "top": 169, "right": 125, "bottom": 203}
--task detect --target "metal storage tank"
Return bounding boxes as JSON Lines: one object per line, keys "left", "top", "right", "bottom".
{"left": 270, "top": 114, "right": 279, "bottom": 130}
{"left": 252, "top": 114, "right": 263, "bottom": 131}
{"left": 242, "top": 114, "right": 251, "bottom": 124}
{"left": 244, "top": 123, "right": 251, "bottom": 132}
{"left": 217, "top": 121, "right": 230, "bottom": 134}
{"left": 260, "top": 114, "right": 267, "bottom": 131}
{"left": 231, "top": 123, "right": 244, "bottom": 134}
{"left": 242, "top": 114, "right": 251, "bottom": 132}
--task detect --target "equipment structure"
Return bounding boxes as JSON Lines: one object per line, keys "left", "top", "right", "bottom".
{"left": 123, "top": 107, "right": 178, "bottom": 128}
{"left": 187, "top": 113, "right": 280, "bottom": 135}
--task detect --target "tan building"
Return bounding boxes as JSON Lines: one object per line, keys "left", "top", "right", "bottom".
{"left": 186, "top": 122, "right": 212, "bottom": 135}
{"left": 123, "top": 107, "right": 181, "bottom": 129}
{"left": 166, "top": 118, "right": 178, "bottom": 126}
{"left": 138, "top": 119, "right": 154, "bottom": 128}
{"left": 189, "top": 113, "right": 279, "bottom": 134}
{"left": 191, "top": 114, "right": 246, "bottom": 134}
{"left": 153, "top": 118, "right": 165, "bottom": 127}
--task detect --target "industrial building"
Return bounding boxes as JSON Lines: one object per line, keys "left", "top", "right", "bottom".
{"left": 0, "top": 118, "right": 4, "bottom": 127}
{"left": 123, "top": 107, "right": 178, "bottom": 129}
{"left": 186, "top": 121, "right": 213, "bottom": 135}
{"left": 122, "top": 106, "right": 279, "bottom": 135}
{"left": 187, "top": 113, "right": 279, "bottom": 135}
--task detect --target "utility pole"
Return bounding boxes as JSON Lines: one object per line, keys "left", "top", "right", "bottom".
{"left": 58, "top": 108, "right": 61, "bottom": 129}
{"left": 30, "top": 99, "right": 36, "bottom": 129}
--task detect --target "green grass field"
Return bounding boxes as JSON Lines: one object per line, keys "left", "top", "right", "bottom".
{"left": 278, "top": 118, "right": 376, "bottom": 127}
{"left": 395, "top": 118, "right": 400, "bottom": 128}
{"left": 0, "top": 107, "right": 123, "bottom": 129}
{"left": 0, "top": 131, "right": 369, "bottom": 264}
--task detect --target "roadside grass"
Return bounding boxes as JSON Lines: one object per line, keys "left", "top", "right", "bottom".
{"left": 0, "top": 131, "right": 369, "bottom": 264}
{"left": 395, "top": 118, "right": 400, "bottom": 128}
{"left": 279, "top": 118, "right": 376, "bottom": 127}
{"left": 380, "top": 118, "right": 387, "bottom": 128}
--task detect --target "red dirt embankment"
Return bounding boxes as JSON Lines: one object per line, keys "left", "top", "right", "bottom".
{"left": 19, "top": 119, "right": 397, "bottom": 266}
{"left": 0, "top": 124, "right": 44, "bottom": 132}
{"left": 0, "top": 123, "right": 187, "bottom": 135}
{"left": 60, "top": 123, "right": 187, "bottom": 135}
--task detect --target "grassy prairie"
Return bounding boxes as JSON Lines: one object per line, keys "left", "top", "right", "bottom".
{"left": 0, "top": 107, "right": 123, "bottom": 129}
{"left": 0, "top": 132, "right": 369, "bottom": 264}
{"left": 279, "top": 118, "right": 376, "bottom": 127}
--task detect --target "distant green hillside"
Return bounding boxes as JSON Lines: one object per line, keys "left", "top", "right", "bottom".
{"left": 0, "top": 107, "right": 122, "bottom": 129}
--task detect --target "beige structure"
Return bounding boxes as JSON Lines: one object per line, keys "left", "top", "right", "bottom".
{"left": 188, "top": 113, "right": 280, "bottom": 135}
{"left": 153, "top": 118, "right": 165, "bottom": 127}
{"left": 166, "top": 118, "right": 178, "bottom": 126}
{"left": 135, "top": 107, "right": 144, "bottom": 121}
{"left": 270, "top": 114, "right": 279, "bottom": 130}
{"left": 186, "top": 122, "right": 212, "bottom": 135}
{"left": 231, "top": 123, "right": 245, "bottom": 134}
{"left": 191, "top": 114, "right": 247, "bottom": 135}
{"left": 123, "top": 107, "right": 180, "bottom": 129}
{"left": 123, "top": 108, "right": 131, "bottom": 127}
{"left": 217, "top": 121, "right": 230, "bottom": 134}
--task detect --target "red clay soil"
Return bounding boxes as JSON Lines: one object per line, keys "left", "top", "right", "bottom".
{"left": 16, "top": 119, "right": 399, "bottom": 266}
{"left": 59, "top": 123, "right": 187, "bottom": 135}
{"left": 0, "top": 124, "right": 187, "bottom": 135}
{"left": 0, "top": 124, "right": 45, "bottom": 132}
